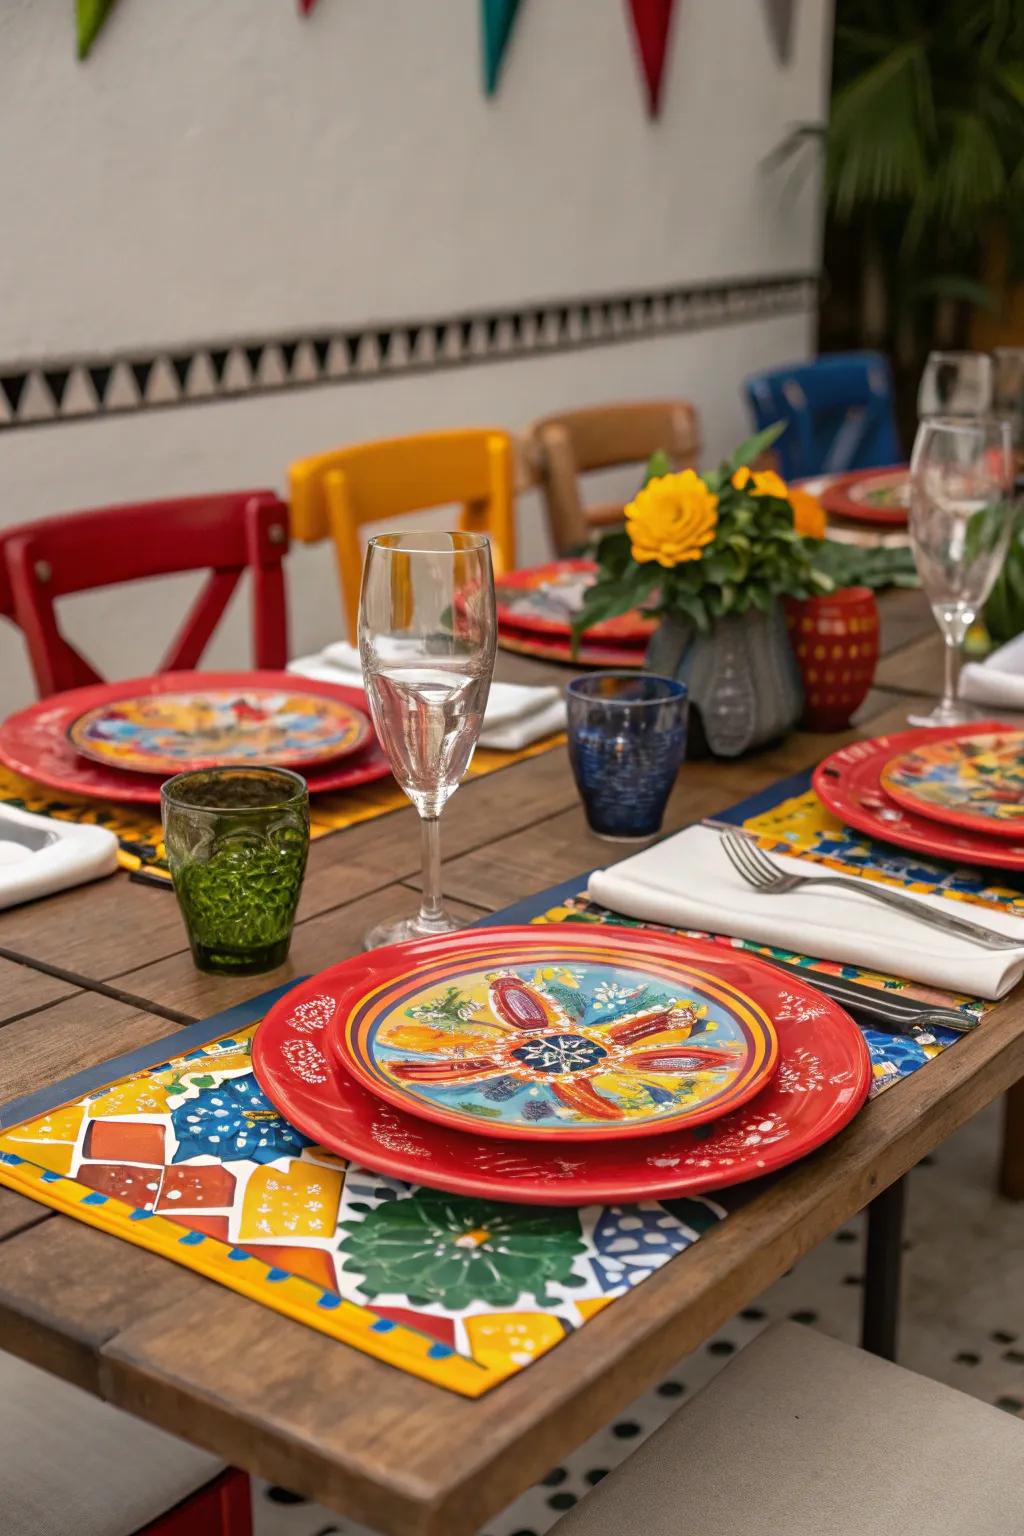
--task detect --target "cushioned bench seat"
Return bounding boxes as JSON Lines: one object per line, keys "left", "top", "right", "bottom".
{"left": 2, "top": 1348, "right": 225, "bottom": 1536}
{"left": 550, "top": 1322, "right": 1023, "bottom": 1535}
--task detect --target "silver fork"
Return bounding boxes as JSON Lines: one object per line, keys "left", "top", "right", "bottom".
{"left": 719, "top": 829, "right": 1024, "bottom": 952}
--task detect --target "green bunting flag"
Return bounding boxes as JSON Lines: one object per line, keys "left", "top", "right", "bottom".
{"left": 481, "top": 0, "right": 524, "bottom": 97}
{"left": 76, "top": 0, "right": 118, "bottom": 60}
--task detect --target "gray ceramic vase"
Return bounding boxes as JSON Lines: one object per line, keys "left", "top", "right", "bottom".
{"left": 645, "top": 603, "right": 804, "bottom": 758}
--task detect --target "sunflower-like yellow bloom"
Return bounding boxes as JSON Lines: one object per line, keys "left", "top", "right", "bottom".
{"left": 625, "top": 470, "right": 719, "bottom": 568}
{"left": 732, "top": 466, "right": 789, "bottom": 499}
{"left": 788, "top": 486, "right": 827, "bottom": 540}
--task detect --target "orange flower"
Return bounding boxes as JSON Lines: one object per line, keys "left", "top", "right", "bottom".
{"left": 789, "top": 486, "right": 827, "bottom": 540}
{"left": 732, "top": 466, "right": 789, "bottom": 499}
{"left": 625, "top": 470, "right": 719, "bottom": 568}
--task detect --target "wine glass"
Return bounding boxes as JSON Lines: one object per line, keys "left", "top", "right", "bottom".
{"left": 907, "top": 416, "right": 1015, "bottom": 728}
{"left": 358, "top": 530, "right": 496, "bottom": 948}
{"left": 917, "top": 351, "right": 993, "bottom": 420}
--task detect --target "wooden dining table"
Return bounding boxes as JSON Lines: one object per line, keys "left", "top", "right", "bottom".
{"left": 1, "top": 586, "right": 1023, "bottom": 1536}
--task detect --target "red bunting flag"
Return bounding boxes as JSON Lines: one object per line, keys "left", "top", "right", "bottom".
{"left": 298, "top": 0, "right": 318, "bottom": 12}
{"left": 624, "top": 0, "right": 677, "bottom": 118}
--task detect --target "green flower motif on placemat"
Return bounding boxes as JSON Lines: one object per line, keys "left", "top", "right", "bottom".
{"left": 338, "top": 1193, "right": 587, "bottom": 1310}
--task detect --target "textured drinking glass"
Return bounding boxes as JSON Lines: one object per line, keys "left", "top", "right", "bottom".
{"left": 161, "top": 767, "right": 309, "bottom": 974}
{"left": 359, "top": 531, "right": 496, "bottom": 949}
{"left": 917, "top": 351, "right": 994, "bottom": 420}
{"left": 567, "top": 673, "right": 688, "bottom": 840}
{"left": 907, "top": 416, "right": 1015, "bottom": 728}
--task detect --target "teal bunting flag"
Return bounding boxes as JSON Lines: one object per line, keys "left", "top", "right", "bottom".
{"left": 481, "top": 0, "right": 524, "bottom": 97}
{"left": 76, "top": 0, "right": 117, "bottom": 60}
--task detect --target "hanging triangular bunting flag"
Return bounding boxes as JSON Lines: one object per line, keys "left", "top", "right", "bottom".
{"left": 625, "top": 0, "right": 677, "bottom": 118}
{"left": 298, "top": 0, "right": 319, "bottom": 15}
{"left": 762, "top": 0, "right": 796, "bottom": 64}
{"left": 76, "top": 0, "right": 118, "bottom": 60}
{"left": 481, "top": 0, "right": 524, "bottom": 97}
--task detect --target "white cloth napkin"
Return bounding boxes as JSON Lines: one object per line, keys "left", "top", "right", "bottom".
{"left": 0, "top": 805, "right": 118, "bottom": 910}
{"left": 587, "top": 823, "right": 1024, "bottom": 1000}
{"left": 961, "top": 633, "right": 1024, "bottom": 712}
{"left": 288, "top": 642, "right": 566, "bottom": 751}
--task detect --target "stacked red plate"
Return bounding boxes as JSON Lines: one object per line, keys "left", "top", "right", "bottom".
{"left": 252, "top": 924, "right": 871, "bottom": 1204}
{"left": 818, "top": 465, "right": 910, "bottom": 527}
{"left": 814, "top": 722, "right": 1024, "bottom": 871}
{"left": 495, "top": 559, "right": 653, "bottom": 668}
{"left": 0, "top": 671, "right": 391, "bottom": 804}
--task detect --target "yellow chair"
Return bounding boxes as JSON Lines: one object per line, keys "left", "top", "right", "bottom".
{"left": 289, "top": 429, "right": 517, "bottom": 642}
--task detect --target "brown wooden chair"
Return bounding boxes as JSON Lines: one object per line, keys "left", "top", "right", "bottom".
{"left": 528, "top": 399, "right": 701, "bottom": 553}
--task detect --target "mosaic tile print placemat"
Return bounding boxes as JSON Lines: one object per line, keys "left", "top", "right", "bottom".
{"left": 0, "top": 773, "right": 997, "bottom": 1396}
{"left": 0, "top": 733, "right": 563, "bottom": 886}
{"left": 0, "top": 987, "right": 727, "bottom": 1398}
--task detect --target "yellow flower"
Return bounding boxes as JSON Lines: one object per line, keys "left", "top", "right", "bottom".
{"left": 732, "top": 466, "right": 790, "bottom": 499}
{"left": 625, "top": 470, "right": 718, "bottom": 568}
{"left": 789, "top": 486, "right": 827, "bottom": 540}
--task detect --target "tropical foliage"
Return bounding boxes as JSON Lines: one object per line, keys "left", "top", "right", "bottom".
{"left": 773, "top": 1, "right": 1024, "bottom": 357}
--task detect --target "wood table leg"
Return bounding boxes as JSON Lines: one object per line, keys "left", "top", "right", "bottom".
{"left": 861, "top": 1177, "right": 905, "bottom": 1362}
{"left": 999, "top": 1077, "right": 1024, "bottom": 1201}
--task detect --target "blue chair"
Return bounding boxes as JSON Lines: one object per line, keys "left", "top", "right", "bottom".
{"left": 744, "top": 351, "right": 901, "bottom": 481}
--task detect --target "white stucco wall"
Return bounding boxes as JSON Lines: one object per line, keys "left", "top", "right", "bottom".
{"left": 0, "top": 0, "right": 833, "bottom": 713}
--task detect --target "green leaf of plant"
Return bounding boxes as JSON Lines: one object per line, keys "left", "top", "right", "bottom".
{"left": 643, "top": 449, "right": 673, "bottom": 485}
{"left": 725, "top": 422, "right": 787, "bottom": 474}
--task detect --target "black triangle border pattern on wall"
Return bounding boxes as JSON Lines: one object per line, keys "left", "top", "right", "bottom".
{"left": 0, "top": 273, "right": 817, "bottom": 433}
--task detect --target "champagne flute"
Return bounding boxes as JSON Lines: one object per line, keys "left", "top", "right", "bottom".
{"left": 358, "top": 531, "right": 496, "bottom": 948}
{"left": 917, "top": 351, "right": 993, "bottom": 420}
{"left": 907, "top": 416, "right": 1015, "bottom": 728}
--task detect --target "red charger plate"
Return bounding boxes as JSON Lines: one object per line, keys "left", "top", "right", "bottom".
{"left": 818, "top": 465, "right": 910, "bottom": 527}
{"left": 0, "top": 671, "right": 392, "bottom": 806}
{"left": 498, "top": 630, "right": 647, "bottom": 669}
{"left": 496, "top": 558, "right": 656, "bottom": 646}
{"left": 251, "top": 929, "right": 871, "bottom": 1204}
{"left": 813, "top": 723, "right": 1024, "bottom": 870}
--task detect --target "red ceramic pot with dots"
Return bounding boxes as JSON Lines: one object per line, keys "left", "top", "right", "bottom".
{"left": 784, "top": 587, "right": 880, "bottom": 732}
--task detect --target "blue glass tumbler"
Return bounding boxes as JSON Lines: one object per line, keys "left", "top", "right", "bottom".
{"left": 566, "top": 673, "right": 688, "bottom": 840}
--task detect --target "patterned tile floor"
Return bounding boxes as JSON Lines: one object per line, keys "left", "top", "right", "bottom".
{"left": 254, "top": 1100, "right": 1024, "bottom": 1536}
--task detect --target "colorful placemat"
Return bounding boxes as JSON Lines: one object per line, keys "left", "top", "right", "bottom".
{"left": 0, "top": 733, "right": 563, "bottom": 887}
{"left": 0, "top": 767, "right": 994, "bottom": 1397}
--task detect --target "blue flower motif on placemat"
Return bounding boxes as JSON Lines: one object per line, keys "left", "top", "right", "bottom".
{"left": 590, "top": 1203, "right": 710, "bottom": 1293}
{"left": 862, "top": 1027, "right": 958, "bottom": 1092}
{"left": 170, "top": 1073, "right": 309, "bottom": 1164}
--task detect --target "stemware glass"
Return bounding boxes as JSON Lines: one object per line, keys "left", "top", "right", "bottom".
{"left": 359, "top": 530, "right": 496, "bottom": 949}
{"left": 906, "top": 416, "right": 1015, "bottom": 728}
{"left": 917, "top": 351, "right": 993, "bottom": 420}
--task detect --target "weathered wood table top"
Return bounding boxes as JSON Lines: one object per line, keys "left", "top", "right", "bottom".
{"left": 2, "top": 591, "right": 1022, "bottom": 1536}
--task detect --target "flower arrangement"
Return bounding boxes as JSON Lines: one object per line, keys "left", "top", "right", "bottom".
{"left": 572, "top": 426, "right": 833, "bottom": 643}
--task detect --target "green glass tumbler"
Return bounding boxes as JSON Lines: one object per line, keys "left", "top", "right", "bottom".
{"left": 161, "top": 767, "right": 310, "bottom": 975}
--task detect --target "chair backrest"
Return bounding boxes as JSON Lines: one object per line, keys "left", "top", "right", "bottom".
{"left": 744, "top": 351, "right": 901, "bottom": 481}
{"left": 3, "top": 491, "right": 290, "bottom": 698}
{"left": 529, "top": 399, "right": 701, "bottom": 553}
{"left": 288, "top": 428, "right": 516, "bottom": 643}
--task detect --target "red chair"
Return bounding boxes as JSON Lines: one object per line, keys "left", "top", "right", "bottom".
{"left": 138, "top": 1469, "right": 253, "bottom": 1536}
{"left": 2, "top": 492, "right": 289, "bottom": 698}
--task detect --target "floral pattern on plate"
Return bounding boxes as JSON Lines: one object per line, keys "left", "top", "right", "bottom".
{"left": 68, "top": 686, "right": 369, "bottom": 774}
{"left": 881, "top": 730, "right": 1024, "bottom": 836}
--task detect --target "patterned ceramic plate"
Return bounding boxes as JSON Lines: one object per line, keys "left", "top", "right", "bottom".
{"left": 0, "top": 672, "right": 390, "bottom": 804}
{"left": 253, "top": 935, "right": 869, "bottom": 1203}
{"left": 813, "top": 722, "right": 1024, "bottom": 870}
{"left": 881, "top": 730, "right": 1024, "bottom": 839}
{"left": 496, "top": 559, "right": 657, "bottom": 645}
{"left": 67, "top": 678, "right": 370, "bottom": 774}
{"left": 317, "top": 927, "right": 778, "bottom": 1141}
{"left": 819, "top": 466, "right": 910, "bottom": 526}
